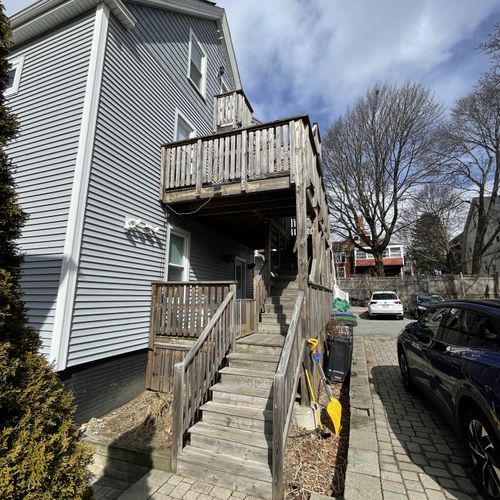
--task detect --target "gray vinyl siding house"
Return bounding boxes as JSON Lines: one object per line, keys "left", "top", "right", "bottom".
{"left": 8, "top": 0, "right": 252, "bottom": 420}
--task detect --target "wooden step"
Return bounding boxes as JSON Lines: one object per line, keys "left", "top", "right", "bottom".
{"left": 219, "top": 367, "right": 274, "bottom": 388}
{"left": 200, "top": 401, "right": 273, "bottom": 433}
{"left": 267, "top": 294, "right": 298, "bottom": 303}
{"left": 178, "top": 446, "right": 272, "bottom": 499}
{"left": 211, "top": 383, "right": 273, "bottom": 409}
{"left": 189, "top": 422, "right": 271, "bottom": 463}
{"left": 263, "top": 303, "right": 295, "bottom": 314}
{"left": 236, "top": 333, "right": 284, "bottom": 355}
{"left": 227, "top": 352, "right": 279, "bottom": 372}
{"left": 258, "top": 323, "right": 289, "bottom": 334}
{"left": 261, "top": 312, "right": 293, "bottom": 322}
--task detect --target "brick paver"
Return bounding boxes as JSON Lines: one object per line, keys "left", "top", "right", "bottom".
{"left": 114, "top": 469, "right": 265, "bottom": 500}
{"left": 364, "top": 335, "right": 483, "bottom": 500}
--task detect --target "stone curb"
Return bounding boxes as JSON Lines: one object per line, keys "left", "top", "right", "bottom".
{"left": 344, "top": 334, "right": 383, "bottom": 500}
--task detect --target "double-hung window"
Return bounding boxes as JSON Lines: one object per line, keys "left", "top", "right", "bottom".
{"left": 166, "top": 227, "right": 190, "bottom": 281}
{"left": 5, "top": 55, "right": 24, "bottom": 97}
{"left": 188, "top": 30, "right": 206, "bottom": 96}
{"left": 175, "top": 110, "right": 196, "bottom": 141}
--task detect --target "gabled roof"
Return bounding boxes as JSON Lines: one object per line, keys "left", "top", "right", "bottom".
{"left": 10, "top": 0, "right": 241, "bottom": 88}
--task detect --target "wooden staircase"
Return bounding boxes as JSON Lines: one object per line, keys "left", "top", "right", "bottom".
{"left": 177, "top": 272, "right": 298, "bottom": 499}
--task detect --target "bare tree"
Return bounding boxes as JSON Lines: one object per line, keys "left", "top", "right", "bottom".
{"left": 323, "top": 82, "right": 443, "bottom": 276}
{"left": 403, "top": 185, "right": 465, "bottom": 274}
{"left": 441, "top": 74, "right": 500, "bottom": 274}
{"left": 479, "top": 22, "right": 500, "bottom": 75}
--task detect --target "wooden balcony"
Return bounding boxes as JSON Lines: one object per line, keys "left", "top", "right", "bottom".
{"left": 160, "top": 115, "right": 325, "bottom": 214}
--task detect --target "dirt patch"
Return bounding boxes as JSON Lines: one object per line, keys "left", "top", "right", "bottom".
{"left": 284, "top": 379, "right": 350, "bottom": 498}
{"left": 81, "top": 391, "right": 172, "bottom": 451}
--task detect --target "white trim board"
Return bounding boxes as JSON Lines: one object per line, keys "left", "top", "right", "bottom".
{"left": 50, "top": 3, "right": 110, "bottom": 371}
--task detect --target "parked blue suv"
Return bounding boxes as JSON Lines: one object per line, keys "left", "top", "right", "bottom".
{"left": 397, "top": 300, "right": 500, "bottom": 499}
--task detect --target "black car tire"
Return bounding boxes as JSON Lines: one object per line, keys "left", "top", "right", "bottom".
{"left": 399, "top": 351, "right": 413, "bottom": 392}
{"left": 462, "top": 407, "right": 500, "bottom": 499}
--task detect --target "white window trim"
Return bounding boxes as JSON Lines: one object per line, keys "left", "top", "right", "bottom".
{"left": 165, "top": 225, "right": 191, "bottom": 281}
{"left": 174, "top": 109, "right": 196, "bottom": 141}
{"left": 5, "top": 55, "right": 25, "bottom": 97}
{"left": 187, "top": 28, "right": 207, "bottom": 99}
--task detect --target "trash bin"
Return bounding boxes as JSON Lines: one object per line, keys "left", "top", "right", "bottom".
{"left": 325, "top": 326, "right": 353, "bottom": 383}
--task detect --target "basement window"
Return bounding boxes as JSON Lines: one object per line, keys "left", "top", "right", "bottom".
{"left": 5, "top": 55, "right": 24, "bottom": 97}
{"left": 187, "top": 30, "right": 206, "bottom": 97}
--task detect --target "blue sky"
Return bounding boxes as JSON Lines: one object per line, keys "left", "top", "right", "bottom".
{"left": 5, "top": 0, "right": 500, "bottom": 132}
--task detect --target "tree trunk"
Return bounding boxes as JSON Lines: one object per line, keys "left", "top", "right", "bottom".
{"left": 374, "top": 252, "right": 385, "bottom": 277}
{"left": 471, "top": 226, "right": 486, "bottom": 274}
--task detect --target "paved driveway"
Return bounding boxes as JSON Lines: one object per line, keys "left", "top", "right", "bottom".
{"left": 352, "top": 334, "right": 483, "bottom": 499}
{"left": 351, "top": 307, "right": 414, "bottom": 337}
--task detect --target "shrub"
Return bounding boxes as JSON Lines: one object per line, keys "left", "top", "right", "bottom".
{"left": 0, "top": 4, "right": 92, "bottom": 498}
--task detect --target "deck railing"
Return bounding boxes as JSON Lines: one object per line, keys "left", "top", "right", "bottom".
{"left": 171, "top": 285, "right": 237, "bottom": 470}
{"left": 307, "top": 281, "right": 333, "bottom": 340}
{"left": 272, "top": 291, "right": 305, "bottom": 500}
{"left": 150, "top": 282, "right": 234, "bottom": 339}
{"left": 161, "top": 117, "right": 310, "bottom": 194}
{"left": 213, "top": 90, "right": 253, "bottom": 131}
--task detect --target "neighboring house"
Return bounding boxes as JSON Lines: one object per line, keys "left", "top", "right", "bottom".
{"left": 462, "top": 197, "right": 500, "bottom": 274}
{"left": 332, "top": 239, "right": 354, "bottom": 278}
{"left": 7, "top": 0, "right": 251, "bottom": 421}
{"left": 8, "top": 2, "right": 334, "bottom": 497}
{"left": 353, "top": 244, "right": 405, "bottom": 276}
{"left": 334, "top": 238, "right": 405, "bottom": 278}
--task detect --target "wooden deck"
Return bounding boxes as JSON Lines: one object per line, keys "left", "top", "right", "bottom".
{"left": 160, "top": 115, "right": 324, "bottom": 208}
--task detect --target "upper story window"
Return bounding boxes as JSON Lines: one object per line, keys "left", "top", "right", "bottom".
{"left": 334, "top": 252, "right": 346, "bottom": 263}
{"left": 175, "top": 110, "right": 196, "bottom": 141}
{"left": 5, "top": 55, "right": 24, "bottom": 97}
{"left": 188, "top": 30, "right": 206, "bottom": 97}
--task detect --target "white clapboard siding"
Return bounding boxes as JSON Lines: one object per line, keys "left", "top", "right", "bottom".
{"left": 7, "top": 13, "right": 95, "bottom": 355}
{"left": 67, "top": 8, "right": 240, "bottom": 366}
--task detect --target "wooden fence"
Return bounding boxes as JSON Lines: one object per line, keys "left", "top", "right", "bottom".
{"left": 171, "top": 285, "right": 237, "bottom": 470}
{"left": 149, "top": 282, "right": 234, "bottom": 339}
{"left": 272, "top": 292, "right": 305, "bottom": 500}
{"left": 147, "top": 282, "right": 235, "bottom": 393}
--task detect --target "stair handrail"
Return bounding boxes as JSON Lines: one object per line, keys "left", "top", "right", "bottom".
{"left": 171, "top": 284, "right": 237, "bottom": 470}
{"left": 272, "top": 291, "right": 305, "bottom": 500}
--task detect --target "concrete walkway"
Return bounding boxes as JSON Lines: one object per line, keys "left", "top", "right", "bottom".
{"left": 345, "top": 334, "right": 483, "bottom": 500}
{"left": 91, "top": 467, "right": 264, "bottom": 500}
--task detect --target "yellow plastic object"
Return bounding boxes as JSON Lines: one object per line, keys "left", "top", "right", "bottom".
{"left": 307, "top": 338, "right": 342, "bottom": 436}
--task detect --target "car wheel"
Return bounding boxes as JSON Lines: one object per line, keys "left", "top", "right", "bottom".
{"left": 398, "top": 315, "right": 404, "bottom": 320}
{"left": 463, "top": 408, "right": 500, "bottom": 499}
{"left": 399, "top": 351, "right": 413, "bottom": 392}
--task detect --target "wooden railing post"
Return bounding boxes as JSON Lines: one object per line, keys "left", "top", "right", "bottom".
{"left": 272, "top": 373, "right": 285, "bottom": 500}
{"left": 195, "top": 139, "right": 202, "bottom": 196}
{"left": 230, "top": 283, "right": 237, "bottom": 350}
{"left": 171, "top": 362, "right": 184, "bottom": 471}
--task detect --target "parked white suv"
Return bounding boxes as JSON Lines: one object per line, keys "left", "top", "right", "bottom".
{"left": 368, "top": 291, "right": 404, "bottom": 319}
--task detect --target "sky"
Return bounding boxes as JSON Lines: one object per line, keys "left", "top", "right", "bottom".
{"left": 5, "top": 0, "right": 500, "bottom": 133}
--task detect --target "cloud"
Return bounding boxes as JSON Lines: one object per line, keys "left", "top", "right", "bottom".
{"left": 218, "top": 0, "right": 500, "bottom": 130}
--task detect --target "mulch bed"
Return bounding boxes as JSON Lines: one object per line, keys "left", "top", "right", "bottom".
{"left": 284, "top": 318, "right": 351, "bottom": 498}
{"left": 284, "top": 378, "right": 350, "bottom": 498}
{"left": 81, "top": 390, "right": 173, "bottom": 451}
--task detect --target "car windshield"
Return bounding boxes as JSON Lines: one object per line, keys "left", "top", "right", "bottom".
{"left": 373, "top": 293, "right": 398, "bottom": 300}
{"left": 417, "top": 294, "right": 444, "bottom": 304}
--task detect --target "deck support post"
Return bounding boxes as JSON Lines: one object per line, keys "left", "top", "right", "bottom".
{"left": 294, "top": 120, "right": 310, "bottom": 406}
